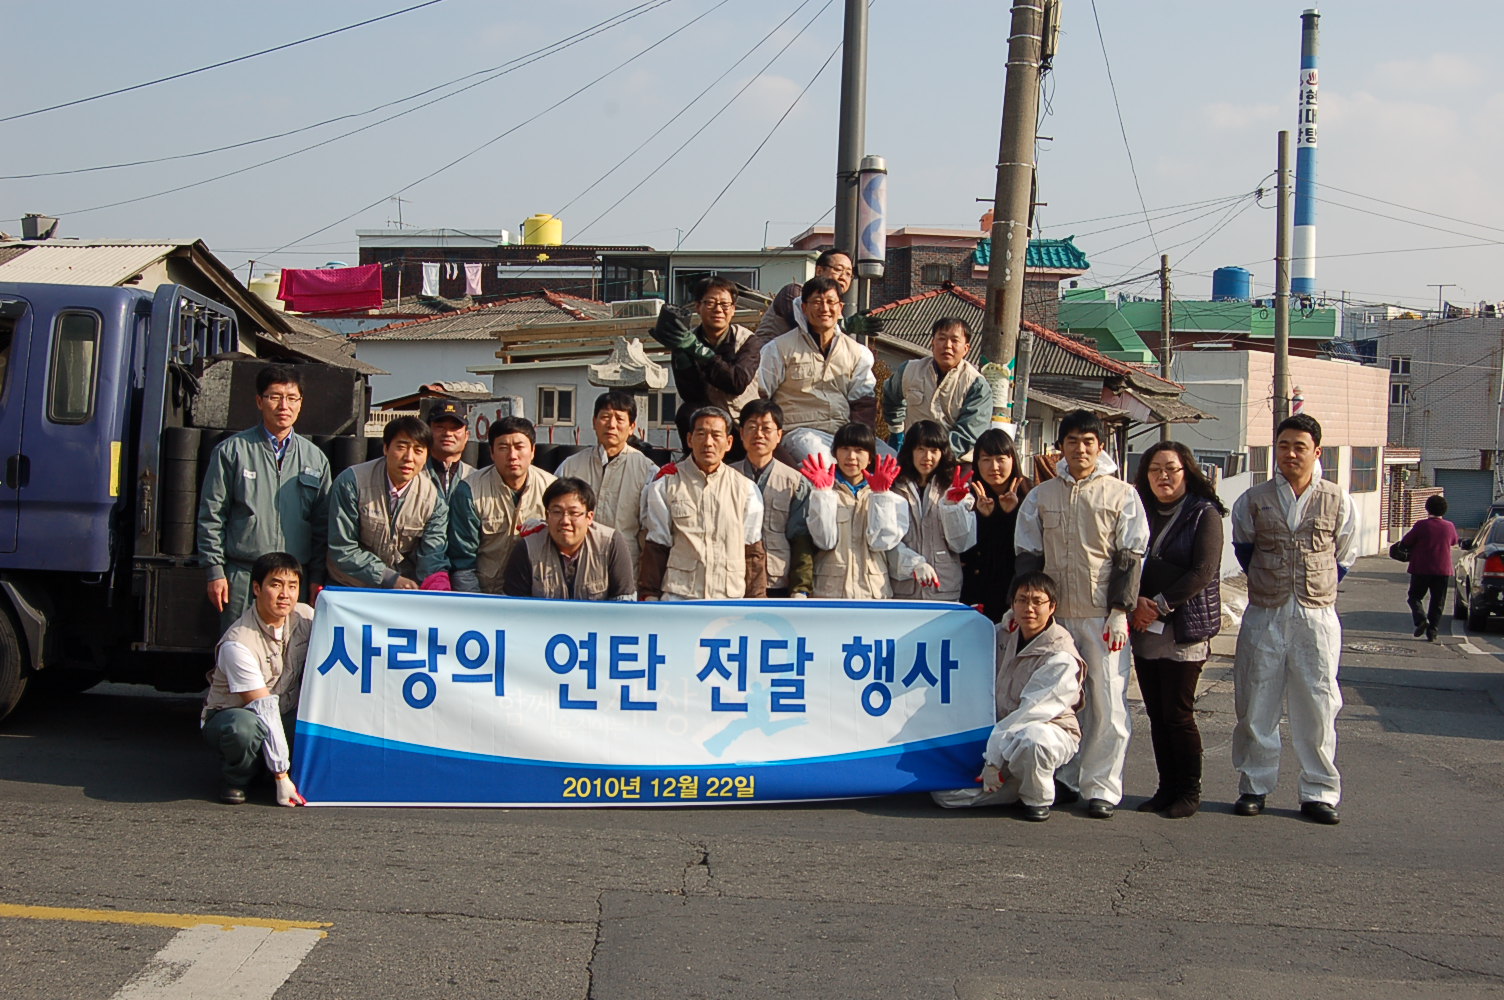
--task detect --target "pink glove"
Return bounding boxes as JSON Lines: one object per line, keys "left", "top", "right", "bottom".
{"left": 946, "top": 466, "right": 974, "bottom": 503}
{"left": 867, "top": 453, "right": 900, "bottom": 493}
{"left": 799, "top": 453, "right": 836, "bottom": 490}
{"left": 420, "top": 571, "right": 452, "bottom": 591}
{"left": 654, "top": 462, "right": 678, "bottom": 481}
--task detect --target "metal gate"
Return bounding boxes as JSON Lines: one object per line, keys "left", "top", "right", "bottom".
{"left": 1434, "top": 468, "right": 1494, "bottom": 529}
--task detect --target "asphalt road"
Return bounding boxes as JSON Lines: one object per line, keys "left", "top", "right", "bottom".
{"left": 2, "top": 555, "right": 1503, "bottom": 999}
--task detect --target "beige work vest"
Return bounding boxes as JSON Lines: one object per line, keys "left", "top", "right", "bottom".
{"left": 523, "top": 523, "right": 617, "bottom": 600}
{"left": 701, "top": 323, "right": 761, "bottom": 418}
{"left": 466, "top": 465, "right": 556, "bottom": 593}
{"left": 767, "top": 326, "right": 871, "bottom": 433}
{"left": 1033, "top": 470, "right": 1140, "bottom": 619}
{"left": 204, "top": 603, "right": 313, "bottom": 715}
{"left": 1244, "top": 476, "right": 1344, "bottom": 609}
{"left": 899, "top": 358, "right": 984, "bottom": 457}
{"left": 813, "top": 487, "right": 892, "bottom": 600}
{"left": 890, "top": 477, "right": 964, "bottom": 601}
{"left": 995, "top": 623, "right": 1086, "bottom": 741}
{"left": 660, "top": 460, "right": 753, "bottom": 600}
{"left": 733, "top": 457, "right": 801, "bottom": 590}
{"left": 556, "top": 446, "right": 656, "bottom": 566}
{"left": 327, "top": 459, "right": 441, "bottom": 587}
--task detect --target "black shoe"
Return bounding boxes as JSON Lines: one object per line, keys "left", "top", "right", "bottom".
{"left": 1053, "top": 779, "right": 1080, "bottom": 805}
{"left": 1300, "top": 801, "right": 1340, "bottom": 825}
{"left": 1427, "top": 628, "right": 1438, "bottom": 642}
{"left": 220, "top": 785, "right": 247, "bottom": 805}
{"left": 1086, "top": 798, "right": 1115, "bottom": 819}
{"left": 1233, "top": 793, "right": 1265, "bottom": 816}
{"left": 1138, "top": 788, "right": 1174, "bottom": 812}
{"left": 1020, "top": 804, "right": 1050, "bottom": 822}
{"left": 1414, "top": 624, "right": 1426, "bottom": 637}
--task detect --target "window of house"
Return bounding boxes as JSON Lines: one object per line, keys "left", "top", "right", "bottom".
{"left": 1389, "top": 355, "right": 1411, "bottom": 375}
{"left": 1389, "top": 382, "right": 1408, "bottom": 406}
{"left": 645, "top": 390, "right": 678, "bottom": 429}
{"left": 921, "top": 263, "right": 953, "bottom": 285}
{"left": 1321, "top": 445, "right": 1341, "bottom": 484}
{"left": 1350, "top": 446, "right": 1378, "bottom": 493}
{"left": 47, "top": 311, "right": 101, "bottom": 424}
{"left": 536, "top": 385, "right": 576, "bottom": 426}
{"left": 1248, "top": 445, "right": 1270, "bottom": 484}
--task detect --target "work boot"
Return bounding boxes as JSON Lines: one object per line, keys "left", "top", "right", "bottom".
{"left": 1163, "top": 755, "right": 1202, "bottom": 819}
{"left": 1138, "top": 788, "right": 1174, "bottom": 812}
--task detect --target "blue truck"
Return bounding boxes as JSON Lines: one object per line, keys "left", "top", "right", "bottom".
{"left": 0, "top": 281, "right": 368, "bottom": 719}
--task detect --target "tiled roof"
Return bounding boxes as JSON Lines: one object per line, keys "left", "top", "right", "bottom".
{"left": 351, "top": 290, "right": 612, "bottom": 341}
{"left": 869, "top": 282, "right": 1182, "bottom": 390}
{"left": 973, "top": 236, "right": 1091, "bottom": 271}
{"left": 279, "top": 313, "right": 386, "bottom": 375}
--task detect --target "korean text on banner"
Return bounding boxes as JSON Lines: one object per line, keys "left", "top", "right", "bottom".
{"left": 293, "top": 589, "right": 996, "bottom": 807}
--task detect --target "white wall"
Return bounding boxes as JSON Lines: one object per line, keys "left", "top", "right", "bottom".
{"left": 356, "top": 340, "right": 499, "bottom": 402}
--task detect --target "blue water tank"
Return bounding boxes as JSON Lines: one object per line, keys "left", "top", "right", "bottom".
{"left": 1211, "top": 266, "right": 1252, "bottom": 301}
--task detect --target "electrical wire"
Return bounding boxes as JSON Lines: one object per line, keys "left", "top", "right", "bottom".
{"left": 39, "top": 1, "right": 675, "bottom": 221}
{"left": 264, "top": 0, "right": 733, "bottom": 259}
{"left": 1, "top": 1, "right": 667, "bottom": 181}
{"left": 0, "top": 0, "right": 451, "bottom": 124}
{"left": 1315, "top": 181, "right": 1504, "bottom": 239}
{"left": 1089, "top": 0, "right": 1157, "bottom": 255}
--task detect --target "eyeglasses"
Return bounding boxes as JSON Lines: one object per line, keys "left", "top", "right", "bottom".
{"left": 261, "top": 394, "right": 302, "bottom": 406}
{"left": 1012, "top": 595, "right": 1053, "bottom": 609}
{"left": 1150, "top": 466, "right": 1185, "bottom": 478}
{"left": 546, "top": 507, "right": 590, "bottom": 521}
{"left": 700, "top": 300, "right": 736, "bottom": 312}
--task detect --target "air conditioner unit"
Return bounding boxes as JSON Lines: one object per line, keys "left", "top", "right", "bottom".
{"left": 610, "top": 299, "right": 664, "bottom": 319}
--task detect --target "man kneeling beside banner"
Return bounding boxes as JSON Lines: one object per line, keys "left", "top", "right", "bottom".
{"left": 293, "top": 589, "right": 995, "bottom": 806}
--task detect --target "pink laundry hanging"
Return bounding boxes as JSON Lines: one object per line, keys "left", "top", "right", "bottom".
{"left": 276, "top": 263, "right": 383, "bottom": 313}
{"left": 464, "top": 263, "right": 483, "bottom": 296}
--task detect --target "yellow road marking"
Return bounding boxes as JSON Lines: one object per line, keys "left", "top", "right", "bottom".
{"left": 0, "top": 903, "right": 330, "bottom": 934}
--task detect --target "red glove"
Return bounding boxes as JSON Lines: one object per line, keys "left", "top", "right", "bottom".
{"left": 946, "top": 466, "right": 975, "bottom": 503}
{"left": 798, "top": 453, "right": 836, "bottom": 490}
{"left": 420, "top": 571, "right": 452, "bottom": 591}
{"left": 654, "top": 462, "right": 678, "bottom": 481}
{"left": 867, "top": 454, "right": 900, "bottom": 493}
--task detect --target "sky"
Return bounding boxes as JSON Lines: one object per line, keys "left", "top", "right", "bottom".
{"left": 3, "top": 0, "right": 1501, "bottom": 312}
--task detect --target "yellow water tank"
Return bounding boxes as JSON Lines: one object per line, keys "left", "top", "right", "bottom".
{"left": 522, "top": 213, "right": 563, "bottom": 246}
{"left": 249, "top": 272, "right": 285, "bottom": 312}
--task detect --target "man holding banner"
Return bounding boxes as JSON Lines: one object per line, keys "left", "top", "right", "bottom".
{"left": 502, "top": 478, "right": 636, "bottom": 600}
{"left": 449, "top": 416, "right": 555, "bottom": 594}
{"left": 639, "top": 406, "right": 767, "bottom": 601}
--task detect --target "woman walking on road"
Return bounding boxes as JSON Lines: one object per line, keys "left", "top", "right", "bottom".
{"left": 1399, "top": 494, "right": 1458, "bottom": 642}
{"left": 1130, "top": 442, "right": 1225, "bottom": 818}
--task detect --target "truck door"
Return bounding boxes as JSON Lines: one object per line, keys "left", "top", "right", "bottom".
{"left": 0, "top": 296, "right": 34, "bottom": 553}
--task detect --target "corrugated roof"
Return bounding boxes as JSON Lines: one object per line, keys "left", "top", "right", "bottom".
{"left": 0, "top": 246, "right": 33, "bottom": 267}
{"left": 869, "top": 282, "right": 1183, "bottom": 391}
{"left": 0, "top": 242, "right": 175, "bottom": 285}
{"left": 353, "top": 291, "right": 612, "bottom": 341}
{"left": 279, "top": 313, "right": 386, "bottom": 374}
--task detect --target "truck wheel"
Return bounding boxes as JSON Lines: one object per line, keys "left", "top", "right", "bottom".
{"left": 0, "top": 611, "right": 28, "bottom": 721}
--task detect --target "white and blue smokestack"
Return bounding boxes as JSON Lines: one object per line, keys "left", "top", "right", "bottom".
{"left": 1293, "top": 8, "right": 1320, "bottom": 298}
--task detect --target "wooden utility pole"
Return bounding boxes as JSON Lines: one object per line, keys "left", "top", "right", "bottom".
{"left": 1274, "top": 130, "right": 1292, "bottom": 424}
{"left": 979, "top": 0, "right": 1048, "bottom": 413}
{"left": 1159, "top": 254, "right": 1172, "bottom": 441}
{"left": 832, "top": 0, "right": 869, "bottom": 317}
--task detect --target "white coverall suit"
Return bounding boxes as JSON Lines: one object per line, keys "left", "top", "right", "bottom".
{"left": 1014, "top": 454, "right": 1149, "bottom": 805}
{"left": 1231, "top": 466, "right": 1357, "bottom": 806}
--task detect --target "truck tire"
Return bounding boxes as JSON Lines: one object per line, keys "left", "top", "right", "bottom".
{"left": 0, "top": 610, "right": 28, "bottom": 722}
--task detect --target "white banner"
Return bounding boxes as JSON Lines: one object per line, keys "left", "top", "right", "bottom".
{"left": 292, "top": 589, "right": 996, "bottom": 806}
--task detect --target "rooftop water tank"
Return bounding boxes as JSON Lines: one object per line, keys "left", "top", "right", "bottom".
{"left": 1211, "top": 266, "right": 1252, "bottom": 302}
{"left": 249, "top": 272, "right": 285, "bottom": 312}
{"left": 522, "top": 214, "right": 563, "bottom": 246}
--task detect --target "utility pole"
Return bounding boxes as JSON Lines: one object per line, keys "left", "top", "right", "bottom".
{"left": 980, "top": 0, "right": 1050, "bottom": 423}
{"left": 1159, "top": 254, "right": 1172, "bottom": 441}
{"left": 832, "top": 0, "right": 869, "bottom": 317}
{"left": 1428, "top": 283, "right": 1456, "bottom": 317}
{"left": 1274, "top": 130, "right": 1292, "bottom": 424}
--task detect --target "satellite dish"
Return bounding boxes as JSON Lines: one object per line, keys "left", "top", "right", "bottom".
{"left": 322, "top": 260, "right": 350, "bottom": 269}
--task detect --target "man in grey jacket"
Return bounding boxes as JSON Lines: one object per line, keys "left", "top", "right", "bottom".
{"left": 197, "top": 365, "right": 331, "bottom": 629}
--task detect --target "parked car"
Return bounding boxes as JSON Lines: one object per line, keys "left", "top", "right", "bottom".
{"left": 1454, "top": 515, "right": 1504, "bottom": 630}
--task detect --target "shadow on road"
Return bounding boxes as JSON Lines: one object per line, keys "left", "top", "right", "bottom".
{"left": 0, "top": 685, "right": 213, "bottom": 803}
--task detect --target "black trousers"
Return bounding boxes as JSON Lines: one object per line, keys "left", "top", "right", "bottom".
{"left": 1406, "top": 573, "right": 1449, "bottom": 630}
{"left": 1133, "top": 657, "right": 1204, "bottom": 793}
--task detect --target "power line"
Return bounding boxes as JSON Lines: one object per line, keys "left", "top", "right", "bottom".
{"left": 1, "top": 2, "right": 666, "bottom": 182}
{"left": 0, "top": 0, "right": 451, "bottom": 124}
{"left": 1315, "top": 181, "right": 1504, "bottom": 239}
{"left": 1090, "top": 0, "right": 1157, "bottom": 255}
{"left": 36, "top": 1, "right": 673, "bottom": 221}
{"left": 265, "top": 0, "right": 733, "bottom": 259}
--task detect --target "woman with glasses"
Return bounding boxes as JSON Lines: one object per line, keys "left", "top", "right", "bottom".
{"left": 1130, "top": 441, "right": 1226, "bottom": 818}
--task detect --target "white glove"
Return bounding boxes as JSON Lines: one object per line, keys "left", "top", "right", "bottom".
{"left": 912, "top": 562, "right": 940, "bottom": 589}
{"left": 978, "top": 763, "right": 1007, "bottom": 794}
{"left": 1104, "top": 609, "right": 1129, "bottom": 652}
{"left": 274, "top": 774, "right": 307, "bottom": 807}
{"left": 790, "top": 592, "right": 809, "bottom": 599}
